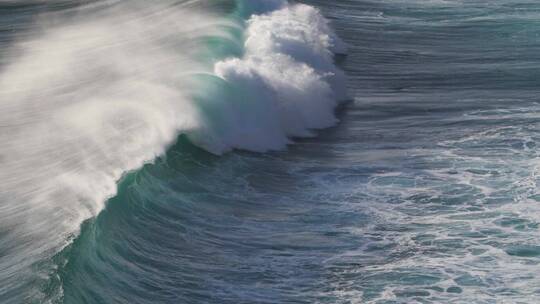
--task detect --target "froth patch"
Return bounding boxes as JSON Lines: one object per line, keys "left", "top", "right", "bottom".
{"left": 204, "top": 3, "right": 347, "bottom": 152}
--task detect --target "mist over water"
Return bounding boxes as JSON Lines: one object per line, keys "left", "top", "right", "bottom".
{"left": 2, "top": 0, "right": 540, "bottom": 303}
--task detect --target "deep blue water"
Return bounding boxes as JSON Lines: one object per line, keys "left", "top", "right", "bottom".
{"left": 2, "top": 0, "right": 540, "bottom": 303}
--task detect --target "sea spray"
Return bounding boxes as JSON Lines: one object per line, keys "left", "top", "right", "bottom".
{"left": 0, "top": 2, "right": 236, "bottom": 301}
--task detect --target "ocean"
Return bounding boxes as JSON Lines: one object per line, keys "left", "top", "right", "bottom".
{"left": 1, "top": 0, "right": 540, "bottom": 303}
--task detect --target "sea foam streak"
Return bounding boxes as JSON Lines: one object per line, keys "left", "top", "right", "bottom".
{"left": 0, "top": 0, "right": 345, "bottom": 301}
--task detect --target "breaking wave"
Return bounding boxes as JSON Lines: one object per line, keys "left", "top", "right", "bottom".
{"left": 0, "top": 0, "right": 346, "bottom": 301}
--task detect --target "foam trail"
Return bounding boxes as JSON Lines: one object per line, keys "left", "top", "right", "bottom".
{"left": 0, "top": 0, "right": 346, "bottom": 301}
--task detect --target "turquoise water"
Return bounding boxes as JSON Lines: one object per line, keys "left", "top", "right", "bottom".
{"left": 2, "top": 0, "right": 540, "bottom": 303}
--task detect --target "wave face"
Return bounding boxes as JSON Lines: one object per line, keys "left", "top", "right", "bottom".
{"left": 0, "top": 0, "right": 345, "bottom": 302}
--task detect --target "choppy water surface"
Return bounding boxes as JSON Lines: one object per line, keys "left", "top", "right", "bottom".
{"left": 1, "top": 0, "right": 540, "bottom": 303}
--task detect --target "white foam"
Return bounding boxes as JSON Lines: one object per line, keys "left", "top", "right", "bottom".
{"left": 204, "top": 3, "right": 347, "bottom": 152}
